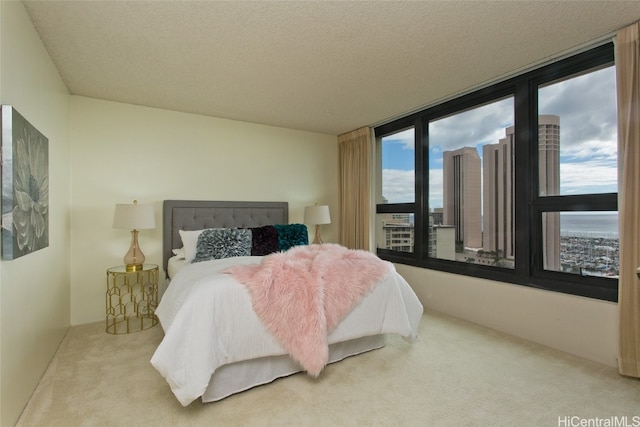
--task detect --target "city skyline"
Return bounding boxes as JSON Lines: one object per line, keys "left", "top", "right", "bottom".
{"left": 440, "top": 116, "right": 560, "bottom": 270}
{"left": 381, "top": 65, "right": 617, "bottom": 207}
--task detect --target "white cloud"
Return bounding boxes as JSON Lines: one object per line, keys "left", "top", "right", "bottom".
{"left": 560, "top": 160, "right": 618, "bottom": 194}
{"left": 561, "top": 138, "right": 617, "bottom": 162}
{"left": 382, "top": 169, "right": 414, "bottom": 203}
{"left": 381, "top": 168, "right": 445, "bottom": 207}
{"left": 382, "top": 128, "right": 414, "bottom": 150}
{"left": 429, "top": 98, "right": 513, "bottom": 152}
{"left": 540, "top": 66, "right": 617, "bottom": 151}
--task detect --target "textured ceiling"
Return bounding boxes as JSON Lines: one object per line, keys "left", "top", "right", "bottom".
{"left": 22, "top": 1, "right": 640, "bottom": 136}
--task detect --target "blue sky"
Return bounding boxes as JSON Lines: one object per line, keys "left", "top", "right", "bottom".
{"left": 381, "top": 66, "right": 618, "bottom": 207}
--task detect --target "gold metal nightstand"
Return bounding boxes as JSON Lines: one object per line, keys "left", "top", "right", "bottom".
{"left": 106, "top": 264, "right": 159, "bottom": 334}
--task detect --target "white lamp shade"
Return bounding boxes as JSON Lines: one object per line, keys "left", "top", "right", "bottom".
{"left": 113, "top": 202, "right": 155, "bottom": 230}
{"left": 304, "top": 205, "right": 331, "bottom": 225}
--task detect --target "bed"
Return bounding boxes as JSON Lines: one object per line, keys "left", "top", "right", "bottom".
{"left": 151, "top": 200, "right": 423, "bottom": 406}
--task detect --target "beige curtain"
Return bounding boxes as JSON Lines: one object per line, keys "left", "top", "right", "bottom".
{"left": 616, "top": 21, "right": 640, "bottom": 378}
{"left": 338, "top": 127, "right": 372, "bottom": 250}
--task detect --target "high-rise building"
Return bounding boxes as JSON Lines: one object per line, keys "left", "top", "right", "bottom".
{"left": 379, "top": 213, "right": 414, "bottom": 252}
{"left": 482, "top": 115, "right": 560, "bottom": 267}
{"left": 431, "top": 208, "right": 444, "bottom": 225}
{"left": 482, "top": 127, "right": 515, "bottom": 258}
{"left": 538, "top": 115, "right": 561, "bottom": 270}
{"left": 442, "top": 147, "right": 482, "bottom": 248}
{"left": 433, "top": 225, "right": 456, "bottom": 260}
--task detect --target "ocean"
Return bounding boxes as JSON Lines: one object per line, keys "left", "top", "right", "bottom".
{"left": 560, "top": 212, "right": 618, "bottom": 238}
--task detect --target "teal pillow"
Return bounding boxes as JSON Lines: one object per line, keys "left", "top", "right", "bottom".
{"left": 273, "top": 224, "right": 308, "bottom": 251}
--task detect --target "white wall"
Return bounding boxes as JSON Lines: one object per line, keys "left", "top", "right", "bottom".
{"left": 69, "top": 96, "right": 339, "bottom": 325}
{"left": 0, "top": 2, "right": 72, "bottom": 426}
{"left": 396, "top": 264, "right": 619, "bottom": 367}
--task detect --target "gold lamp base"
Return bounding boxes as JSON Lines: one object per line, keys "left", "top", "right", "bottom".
{"left": 123, "top": 229, "right": 145, "bottom": 271}
{"left": 312, "top": 224, "right": 323, "bottom": 245}
{"left": 125, "top": 264, "right": 144, "bottom": 272}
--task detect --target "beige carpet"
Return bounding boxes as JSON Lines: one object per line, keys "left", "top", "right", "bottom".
{"left": 16, "top": 311, "right": 640, "bottom": 427}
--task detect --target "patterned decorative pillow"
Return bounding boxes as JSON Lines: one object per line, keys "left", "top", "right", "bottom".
{"left": 273, "top": 223, "right": 309, "bottom": 251}
{"left": 250, "top": 225, "right": 279, "bottom": 256}
{"left": 193, "top": 228, "right": 252, "bottom": 262}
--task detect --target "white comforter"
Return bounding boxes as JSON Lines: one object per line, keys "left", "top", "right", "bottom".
{"left": 151, "top": 255, "right": 423, "bottom": 406}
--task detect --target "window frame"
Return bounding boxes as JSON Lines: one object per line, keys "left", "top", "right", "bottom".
{"left": 375, "top": 42, "right": 618, "bottom": 302}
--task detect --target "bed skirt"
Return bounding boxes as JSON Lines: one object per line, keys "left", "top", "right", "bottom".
{"left": 202, "top": 334, "right": 386, "bottom": 402}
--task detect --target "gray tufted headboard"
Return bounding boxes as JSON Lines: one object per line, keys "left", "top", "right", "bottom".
{"left": 163, "top": 200, "right": 288, "bottom": 274}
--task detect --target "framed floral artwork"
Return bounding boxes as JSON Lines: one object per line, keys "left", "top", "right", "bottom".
{"left": 1, "top": 105, "right": 49, "bottom": 260}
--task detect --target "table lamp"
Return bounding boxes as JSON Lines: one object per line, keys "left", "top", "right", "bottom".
{"left": 113, "top": 200, "right": 155, "bottom": 272}
{"left": 304, "top": 204, "right": 331, "bottom": 244}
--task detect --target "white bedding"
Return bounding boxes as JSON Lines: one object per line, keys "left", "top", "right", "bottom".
{"left": 151, "top": 255, "right": 423, "bottom": 406}
{"left": 167, "top": 255, "right": 189, "bottom": 279}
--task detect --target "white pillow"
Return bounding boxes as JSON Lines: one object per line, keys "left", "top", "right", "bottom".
{"left": 178, "top": 229, "right": 207, "bottom": 263}
{"left": 171, "top": 247, "right": 185, "bottom": 259}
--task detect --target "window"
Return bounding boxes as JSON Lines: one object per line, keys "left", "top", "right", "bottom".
{"left": 429, "top": 97, "right": 515, "bottom": 268}
{"left": 538, "top": 67, "right": 618, "bottom": 196}
{"left": 376, "top": 127, "right": 416, "bottom": 254}
{"left": 536, "top": 65, "right": 618, "bottom": 283}
{"left": 375, "top": 43, "right": 618, "bottom": 302}
{"left": 380, "top": 128, "right": 415, "bottom": 204}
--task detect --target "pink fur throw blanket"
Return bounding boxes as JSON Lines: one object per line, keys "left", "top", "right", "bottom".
{"left": 223, "top": 243, "right": 392, "bottom": 376}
